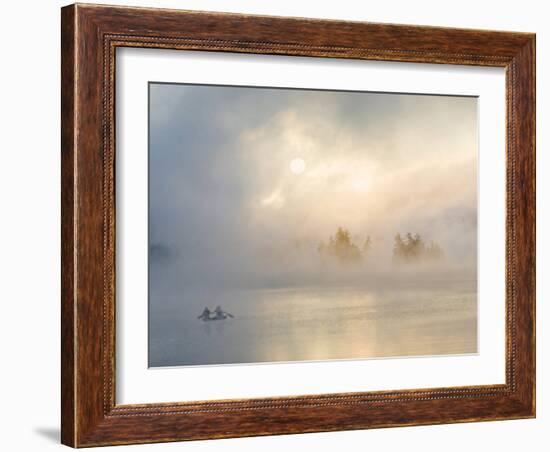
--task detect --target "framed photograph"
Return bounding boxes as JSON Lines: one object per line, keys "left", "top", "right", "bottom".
{"left": 61, "top": 3, "right": 535, "bottom": 447}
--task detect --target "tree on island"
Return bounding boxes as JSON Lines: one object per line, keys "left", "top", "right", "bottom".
{"left": 393, "top": 233, "right": 444, "bottom": 264}
{"left": 318, "top": 227, "right": 367, "bottom": 264}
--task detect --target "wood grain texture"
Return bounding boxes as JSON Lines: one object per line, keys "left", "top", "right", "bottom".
{"left": 61, "top": 3, "right": 536, "bottom": 447}
{"left": 60, "top": 5, "right": 76, "bottom": 447}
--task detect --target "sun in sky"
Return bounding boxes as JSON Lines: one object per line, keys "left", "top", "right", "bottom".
{"left": 290, "top": 158, "right": 306, "bottom": 175}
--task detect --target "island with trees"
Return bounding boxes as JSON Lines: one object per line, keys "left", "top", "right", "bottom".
{"left": 317, "top": 227, "right": 444, "bottom": 266}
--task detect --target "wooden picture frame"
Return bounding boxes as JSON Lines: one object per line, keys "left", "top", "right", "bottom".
{"left": 61, "top": 3, "right": 535, "bottom": 447}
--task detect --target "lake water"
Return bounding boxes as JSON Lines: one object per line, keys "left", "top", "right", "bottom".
{"left": 148, "top": 281, "right": 477, "bottom": 367}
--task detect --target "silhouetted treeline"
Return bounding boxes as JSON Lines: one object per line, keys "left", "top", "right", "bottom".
{"left": 317, "top": 228, "right": 444, "bottom": 266}
{"left": 393, "top": 233, "right": 444, "bottom": 264}
{"left": 318, "top": 227, "right": 371, "bottom": 264}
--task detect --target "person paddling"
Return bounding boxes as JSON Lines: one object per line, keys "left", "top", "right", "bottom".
{"left": 198, "top": 307, "right": 211, "bottom": 320}
{"left": 198, "top": 306, "right": 233, "bottom": 321}
{"left": 214, "top": 306, "right": 234, "bottom": 319}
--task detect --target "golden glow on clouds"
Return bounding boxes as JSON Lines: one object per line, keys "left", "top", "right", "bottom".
{"left": 261, "top": 189, "right": 285, "bottom": 209}
{"left": 243, "top": 100, "right": 476, "bottom": 253}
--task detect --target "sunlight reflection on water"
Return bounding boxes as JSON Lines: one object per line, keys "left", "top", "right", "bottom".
{"left": 149, "top": 282, "right": 477, "bottom": 367}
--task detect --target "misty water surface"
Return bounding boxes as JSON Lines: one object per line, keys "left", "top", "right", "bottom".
{"left": 149, "top": 280, "right": 477, "bottom": 367}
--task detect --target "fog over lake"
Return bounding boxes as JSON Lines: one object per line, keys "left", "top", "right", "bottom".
{"left": 148, "top": 83, "right": 478, "bottom": 367}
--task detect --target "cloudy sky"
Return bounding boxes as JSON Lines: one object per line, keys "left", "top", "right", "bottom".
{"left": 149, "top": 83, "right": 477, "bottom": 291}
